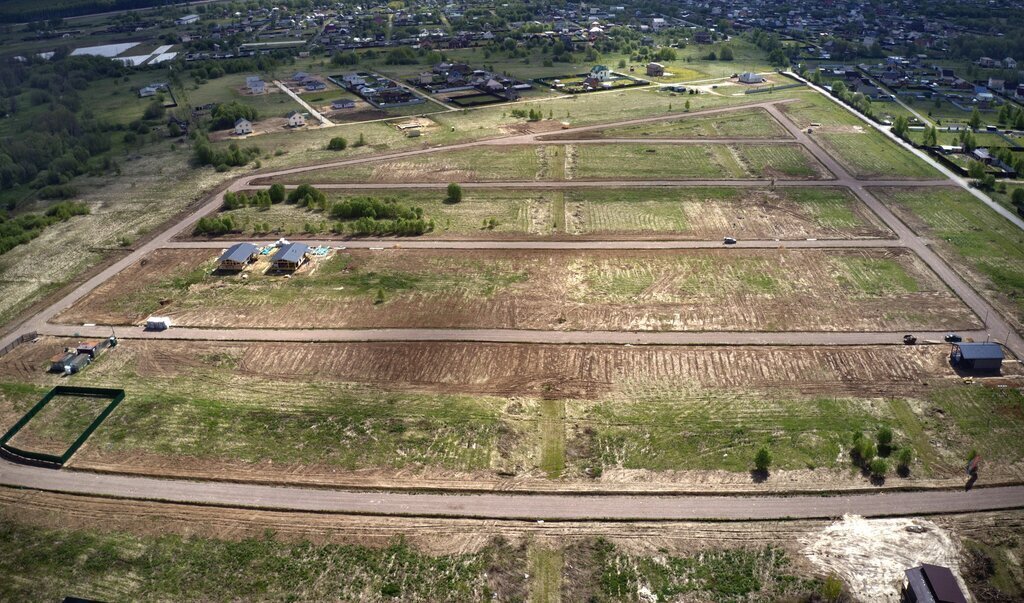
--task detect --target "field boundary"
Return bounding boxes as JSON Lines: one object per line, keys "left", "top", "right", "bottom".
{"left": 0, "top": 386, "right": 125, "bottom": 467}
{"left": 0, "top": 332, "right": 37, "bottom": 359}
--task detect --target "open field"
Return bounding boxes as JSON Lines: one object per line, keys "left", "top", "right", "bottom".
{"left": 3, "top": 391, "right": 109, "bottom": 458}
{"left": 208, "top": 186, "right": 889, "bottom": 241}
{"left": 872, "top": 187, "right": 1024, "bottom": 329}
{"left": 548, "top": 107, "right": 793, "bottom": 140}
{"left": 569, "top": 143, "right": 830, "bottom": 180}
{"left": 779, "top": 95, "right": 942, "bottom": 180}
{"left": 1, "top": 339, "right": 1020, "bottom": 488}
{"left": 55, "top": 247, "right": 978, "bottom": 332}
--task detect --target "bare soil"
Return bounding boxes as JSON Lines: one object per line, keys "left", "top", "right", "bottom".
{"left": 55, "top": 247, "right": 980, "bottom": 332}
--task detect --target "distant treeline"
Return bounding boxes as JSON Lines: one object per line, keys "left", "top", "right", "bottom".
{"left": 0, "top": 0, "right": 182, "bottom": 24}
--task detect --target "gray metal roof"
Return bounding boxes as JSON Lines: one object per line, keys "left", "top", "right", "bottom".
{"left": 955, "top": 342, "right": 1004, "bottom": 361}
{"left": 921, "top": 564, "right": 966, "bottom": 603}
{"left": 272, "top": 242, "right": 308, "bottom": 264}
{"left": 218, "top": 243, "right": 258, "bottom": 264}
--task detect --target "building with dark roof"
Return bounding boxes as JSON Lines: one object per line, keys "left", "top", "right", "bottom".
{"left": 949, "top": 342, "right": 1004, "bottom": 372}
{"left": 217, "top": 243, "right": 259, "bottom": 271}
{"left": 903, "top": 564, "right": 967, "bottom": 603}
{"left": 271, "top": 242, "right": 308, "bottom": 272}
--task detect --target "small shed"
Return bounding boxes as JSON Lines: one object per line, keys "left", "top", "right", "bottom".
{"left": 271, "top": 242, "right": 309, "bottom": 272}
{"left": 950, "top": 342, "right": 1003, "bottom": 372}
{"left": 646, "top": 62, "right": 665, "bottom": 77}
{"left": 217, "top": 242, "right": 259, "bottom": 271}
{"left": 67, "top": 354, "right": 91, "bottom": 374}
{"left": 49, "top": 351, "right": 77, "bottom": 373}
{"left": 903, "top": 564, "right": 967, "bottom": 603}
{"left": 146, "top": 316, "right": 172, "bottom": 331}
{"left": 739, "top": 72, "right": 765, "bottom": 84}
{"left": 76, "top": 339, "right": 110, "bottom": 359}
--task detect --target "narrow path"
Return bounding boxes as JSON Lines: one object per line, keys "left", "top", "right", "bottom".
{"left": 165, "top": 238, "right": 902, "bottom": 250}
{"left": 273, "top": 79, "right": 335, "bottom": 127}
{"left": 1, "top": 460, "right": 1021, "bottom": 520}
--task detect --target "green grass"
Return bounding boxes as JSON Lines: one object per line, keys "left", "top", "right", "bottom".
{"left": 779, "top": 93, "right": 941, "bottom": 179}
{"left": 582, "top": 108, "right": 791, "bottom": 139}
{"left": 573, "top": 539, "right": 824, "bottom": 603}
{"left": 4, "top": 393, "right": 111, "bottom": 457}
{"left": 0, "top": 521, "right": 523, "bottom": 602}
{"left": 529, "top": 546, "right": 564, "bottom": 603}
{"left": 926, "top": 386, "right": 1024, "bottom": 466}
{"left": 571, "top": 392, "right": 903, "bottom": 473}
{"left": 873, "top": 187, "right": 1024, "bottom": 325}
{"left": 539, "top": 399, "right": 566, "bottom": 478}
{"left": 833, "top": 257, "right": 920, "bottom": 296}
{"left": 962, "top": 539, "right": 1024, "bottom": 600}
{"left": 733, "top": 144, "right": 824, "bottom": 178}
{"left": 570, "top": 143, "right": 823, "bottom": 180}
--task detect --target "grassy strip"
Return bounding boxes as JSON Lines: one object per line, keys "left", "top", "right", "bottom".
{"left": 0, "top": 521, "right": 525, "bottom": 602}
{"left": 572, "top": 107, "right": 791, "bottom": 139}
{"left": 566, "top": 538, "right": 824, "bottom": 602}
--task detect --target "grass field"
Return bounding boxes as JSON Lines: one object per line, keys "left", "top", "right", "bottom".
{"left": 56, "top": 247, "right": 977, "bottom": 332}
{"left": 570, "top": 143, "right": 827, "bottom": 180}
{"left": 872, "top": 187, "right": 1024, "bottom": 328}
{"left": 0, "top": 521, "right": 524, "bottom": 602}
{"left": 779, "top": 95, "right": 942, "bottom": 179}
{"left": 562, "top": 107, "right": 792, "bottom": 139}
{"left": 4, "top": 391, "right": 110, "bottom": 457}
{"left": 563, "top": 185, "right": 884, "bottom": 238}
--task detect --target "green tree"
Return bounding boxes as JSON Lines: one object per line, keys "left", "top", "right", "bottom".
{"left": 327, "top": 136, "right": 347, "bottom": 151}
{"left": 446, "top": 182, "right": 463, "bottom": 203}
{"left": 897, "top": 447, "right": 913, "bottom": 472}
{"left": 268, "top": 183, "right": 286, "bottom": 204}
{"left": 892, "top": 115, "right": 909, "bottom": 139}
{"left": 754, "top": 446, "right": 772, "bottom": 473}
{"left": 923, "top": 125, "right": 938, "bottom": 146}
{"left": 374, "top": 288, "right": 386, "bottom": 304}
{"left": 969, "top": 107, "right": 982, "bottom": 130}
{"left": 1011, "top": 188, "right": 1024, "bottom": 207}
{"left": 967, "top": 159, "right": 987, "bottom": 180}
{"left": 719, "top": 46, "right": 734, "bottom": 61}
{"left": 354, "top": 133, "right": 366, "bottom": 147}
{"left": 876, "top": 426, "right": 893, "bottom": 451}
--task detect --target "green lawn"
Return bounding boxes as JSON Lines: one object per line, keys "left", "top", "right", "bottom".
{"left": 0, "top": 521, "right": 523, "bottom": 602}
{"left": 578, "top": 107, "right": 791, "bottom": 139}
{"left": 872, "top": 186, "right": 1024, "bottom": 326}
{"left": 570, "top": 143, "right": 824, "bottom": 180}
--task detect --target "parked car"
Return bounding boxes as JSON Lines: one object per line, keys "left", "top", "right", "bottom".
{"left": 903, "top": 334, "right": 917, "bottom": 345}
{"left": 723, "top": 237, "right": 737, "bottom": 245}
{"left": 944, "top": 333, "right": 962, "bottom": 343}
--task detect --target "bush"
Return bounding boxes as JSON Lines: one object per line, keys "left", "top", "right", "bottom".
{"left": 446, "top": 182, "right": 463, "bottom": 204}
{"left": 268, "top": 183, "right": 286, "bottom": 204}
{"left": 193, "top": 215, "right": 236, "bottom": 236}
{"left": 287, "top": 184, "right": 327, "bottom": 207}
{"left": 869, "top": 458, "right": 888, "bottom": 478}
{"left": 897, "top": 447, "right": 913, "bottom": 471}
{"left": 210, "top": 101, "right": 258, "bottom": 131}
{"left": 143, "top": 101, "right": 165, "bottom": 120}
{"left": 754, "top": 446, "right": 772, "bottom": 472}
{"left": 877, "top": 426, "right": 893, "bottom": 453}
{"left": 1012, "top": 188, "right": 1024, "bottom": 208}
{"left": 327, "top": 137, "right": 347, "bottom": 151}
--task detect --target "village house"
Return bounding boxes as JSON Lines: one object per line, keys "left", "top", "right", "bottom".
{"left": 175, "top": 14, "right": 199, "bottom": 26}
{"left": 739, "top": 72, "right": 765, "bottom": 84}
{"left": 271, "top": 242, "right": 309, "bottom": 272}
{"left": 285, "top": 111, "right": 306, "bottom": 127}
{"left": 217, "top": 243, "right": 259, "bottom": 271}
{"left": 589, "top": 65, "right": 611, "bottom": 81}
{"left": 234, "top": 118, "right": 253, "bottom": 135}
{"left": 331, "top": 99, "right": 356, "bottom": 110}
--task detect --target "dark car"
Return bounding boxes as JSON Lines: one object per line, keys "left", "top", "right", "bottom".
{"left": 944, "top": 333, "right": 962, "bottom": 343}
{"left": 723, "top": 237, "right": 737, "bottom": 245}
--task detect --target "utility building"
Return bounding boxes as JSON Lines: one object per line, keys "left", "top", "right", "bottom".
{"left": 949, "top": 342, "right": 1003, "bottom": 372}
{"left": 902, "top": 564, "right": 967, "bottom": 603}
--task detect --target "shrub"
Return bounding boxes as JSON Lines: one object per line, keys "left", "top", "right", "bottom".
{"left": 877, "top": 426, "right": 893, "bottom": 452}
{"left": 869, "top": 458, "right": 888, "bottom": 478}
{"left": 446, "top": 182, "right": 463, "bottom": 204}
{"left": 754, "top": 446, "right": 772, "bottom": 472}
{"left": 286, "top": 183, "right": 327, "bottom": 207}
{"left": 327, "top": 136, "right": 347, "bottom": 151}
{"left": 268, "top": 183, "right": 286, "bottom": 204}
{"left": 897, "top": 447, "right": 913, "bottom": 471}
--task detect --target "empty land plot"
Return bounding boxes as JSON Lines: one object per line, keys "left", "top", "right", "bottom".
{"left": 57, "top": 247, "right": 978, "bottom": 332}
{"left": 214, "top": 189, "right": 555, "bottom": 239}
{"left": 3, "top": 340, "right": 1017, "bottom": 485}
{"left": 569, "top": 143, "right": 829, "bottom": 180}
{"left": 553, "top": 107, "right": 792, "bottom": 140}
{"left": 779, "top": 96, "right": 941, "bottom": 179}
{"left": 265, "top": 145, "right": 546, "bottom": 184}
{"left": 564, "top": 187, "right": 889, "bottom": 239}
{"left": 872, "top": 186, "right": 1024, "bottom": 329}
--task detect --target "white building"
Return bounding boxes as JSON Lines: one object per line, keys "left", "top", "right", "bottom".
{"left": 286, "top": 111, "right": 306, "bottom": 127}
{"left": 589, "top": 65, "right": 612, "bottom": 81}
{"left": 234, "top": 118, "right": 254, "bottom": 135}
{"left": 175, "top": 14, "right": 199, "bottom": 26}
{"left": 739, "top": 72, "right": 765, "bottom": 84}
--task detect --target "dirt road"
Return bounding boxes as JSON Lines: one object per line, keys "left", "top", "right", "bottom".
{"left": 0, "top": 458, "right": 1020, "bottom": 520}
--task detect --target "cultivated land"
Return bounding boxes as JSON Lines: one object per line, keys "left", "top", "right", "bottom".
{"left": 545, "top": 107, "right": 793, "bottom": 140}
{"left": 54, "top": 247, "right": 979, "bottom": 332}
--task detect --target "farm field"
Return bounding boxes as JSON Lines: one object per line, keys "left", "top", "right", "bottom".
{"left": 207, "top": 186, "right": 889, "bottom": 240}
{"left": 550, "top": 107, "right": 793, "bottom": 140}
{"left": 564, "top": 186, "right": 889, "bottom": 239}
{"left": 56, "top": 247, "right": 978, "bottom": 332}
{"left": 1, "top": 339, "right": 1019, "bottom": 487}
{"left": 779, "top": 95, "right": 942, "bottom": 179}
{"left": 568, "top": 143, "right": 830, "bottom": 180}
{"left": 872, "top": 187, "right": 1024, "bottom": 329}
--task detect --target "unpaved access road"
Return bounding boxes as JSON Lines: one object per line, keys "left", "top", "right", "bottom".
{"left": 1, "top": 458, "right": 1021, "bottom": 520}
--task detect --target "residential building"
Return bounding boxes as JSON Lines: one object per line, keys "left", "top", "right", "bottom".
{"left": 176, "top": 14, "right": 200, "bottom": 26}
{"left": 234, "top": 118, "right": 254, "bottom": 135}
{"left": 647, "top": 62, "right": 665, "bottom": 76}
{"left": 217, "top": 243, "right": 259, "bottom": 271}
{"left": 286, "top": 111, "right": 306, "bottom": 127}
{"left": 739, "top": 72, "right": 765, "bottom": 84}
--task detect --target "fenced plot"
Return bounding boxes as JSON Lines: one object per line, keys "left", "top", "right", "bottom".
{"left": 0, "top": 386, "right": 125, "bottom": 466}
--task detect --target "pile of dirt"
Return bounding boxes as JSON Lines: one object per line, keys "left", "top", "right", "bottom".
{"left": 802, "top": 514, "right": 969, "bottom": 602}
